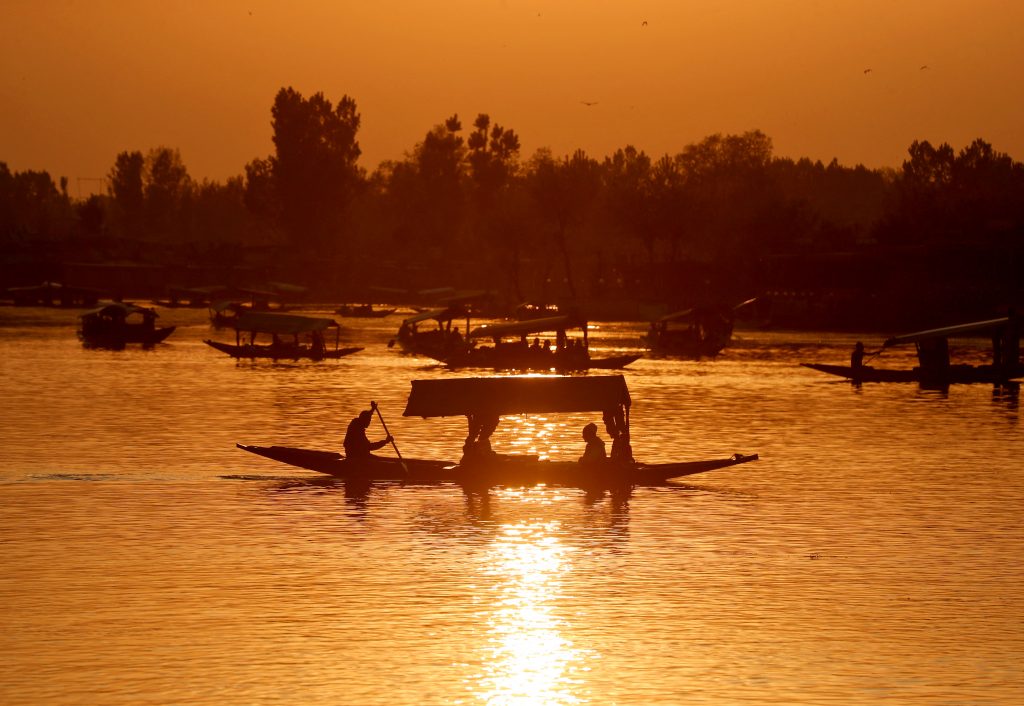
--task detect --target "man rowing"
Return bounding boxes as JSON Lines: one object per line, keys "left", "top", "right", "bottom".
{"left": 344, "top": 403, "right": 393, "bottom": 459}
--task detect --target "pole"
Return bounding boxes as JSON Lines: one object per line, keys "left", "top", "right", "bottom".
{"left": 371, "top": 401, "right": 408, "bottom": 475}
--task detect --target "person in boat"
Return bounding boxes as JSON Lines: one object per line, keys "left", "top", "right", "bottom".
{"left": 604, "top": 409, "right": 634, "bottom": 465}
{"left": 850, "top": 341, "right": 880, "bottom": 373}
{"left": 449, "top": 326, "right": 463, "bottom": 349}
{"left": 578, "top": 423, "right": 607, "bottom": 464}
{"left": 461, "top": 413, "right": 499, "bottom": 464}
{"left": 343, "top": 404, "right": 393, "bottom": 460}
{"left": 311, "top": 330, "right": 327, "bottom": 359}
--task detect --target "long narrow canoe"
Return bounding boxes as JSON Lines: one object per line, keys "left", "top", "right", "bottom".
{"left": 801, "top": 362, "right": 1019, "bottom": 385}
{"left": 236, "top": 443, "right": 758, "bottom": 486}
{"left": 205, "top": 340, "right": 363, "bottom": 360}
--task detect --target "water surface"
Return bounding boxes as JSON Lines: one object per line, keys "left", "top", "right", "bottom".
{"left": 1, "top": 307, "right": 1021, "bottom": 705}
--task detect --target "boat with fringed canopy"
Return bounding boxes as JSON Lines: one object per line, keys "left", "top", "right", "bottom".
{"left": 204, "top": 312, "right": 362, "bottom": 361}
{"left": 237, "top": 375, "right": 758, "bottom": 486}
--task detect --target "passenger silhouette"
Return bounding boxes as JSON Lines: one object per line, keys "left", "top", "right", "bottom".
{"left": 578, "top": 423, "right": 607, "bottom": 464}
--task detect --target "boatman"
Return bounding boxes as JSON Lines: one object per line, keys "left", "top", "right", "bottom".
{"left": 343, "top": 403, "right": 393, "bottom": 460}
{"left": 578, "top": 423, "right": 607, "bottom": 464}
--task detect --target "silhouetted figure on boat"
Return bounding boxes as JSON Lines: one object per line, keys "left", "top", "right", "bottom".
{"left": 344, "top": 404, "right": 393, "bottom": 459}
{"left": 579, "top": 423, "right": 607, "bottom": 464}
{"left": 604, "top": 408, "right": 634, "bottom": 464}
{"left": 461, "top": 413, "right": 499, "bottom": 464}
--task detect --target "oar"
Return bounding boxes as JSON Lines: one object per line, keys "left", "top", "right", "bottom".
{"left": 371, "top": 401, "right": 408, "bottom": 475}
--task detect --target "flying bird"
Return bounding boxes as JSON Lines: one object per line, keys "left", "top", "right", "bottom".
{"left": 642, "top": 20, "right": 648, "bottom": 26}
{"left": 581, "top": 101, "right": 598, "bottom": 107}
{"left": 863, "top": 68, "right": 872, "bottom": 74}
{"left": 920, "top": 65, "right": 929, "bottom": 70}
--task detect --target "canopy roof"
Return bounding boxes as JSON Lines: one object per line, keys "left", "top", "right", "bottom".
{"left": 403, "top": 375, "right": 630, "bottom": 418}
{"left": 403, "top": 307, "right": 459, "bottom": 325}
{"left": 81, "top": 301, "right": 155, "bottom": 318}
{"left": 884, "top": 317, "right": 1011, "bottom": 347}
{"left": 657, "top": 308, "right": 695, "bottom": 323}
{"left": 234, "top": 312, "right": 338, "bottom": 334}
{"left": 469, "top": 315, "right": 582, "bottom": 339}
{"left": 436, "top": 289, "right": 493, "bottom": 306}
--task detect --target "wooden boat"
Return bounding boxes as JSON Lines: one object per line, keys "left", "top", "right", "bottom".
{"left": 642, "top": 298, "right": 756, "bottom": 358}
{"left": 204, "top": 312, "right": 362, "bottom": 361}
{"left": 392, "top": 305, "right": 473, "bottom": 357}
{"left": 237, "top": 444, "right": 758, "bottom": 485}
{"left": 336, "top": 304, "right": 397, "bottom": 318}
{"left": 802, "top": 316, "right": 1023, "bottom": 385}
{"left": 438, "top": 315, "right": 642, "bottom": 372}
{"left": 238, "top": 375, "right": 759, "bottom": 487}
{"left": 79, "top": 302, "right": 175, "bottom": 348}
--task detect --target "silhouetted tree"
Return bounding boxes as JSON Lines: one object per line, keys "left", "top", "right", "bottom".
{"left": 269, "top": 87, "right": 363, "bottom": 254}
{"left": 528, "top": 149, "right": 600, "bottom": 299}
{"left": 108, "top": 150, "right": 145, "bottom": 238}
{"left": 144, "top": 147, "right": 192, "bottom": 240}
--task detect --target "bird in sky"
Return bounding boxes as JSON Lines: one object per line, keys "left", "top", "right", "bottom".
{"left": 642, "top": 20, "right": 648, "bottom": 26}
{"left": 581, "top": 101, "right": 598, "bottom": 107}
{"left": 920, "top": 65, "right": 930, "bottom": 70}
{"left": 863, "top": 68, "right": 872, "bottom": 74}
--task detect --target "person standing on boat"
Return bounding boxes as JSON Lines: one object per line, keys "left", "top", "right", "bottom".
{"left": 578, "top": 423, "right": 607, "bottom": 464}
{"left": 343, "top": 404, "right": 393, "bottom": 459}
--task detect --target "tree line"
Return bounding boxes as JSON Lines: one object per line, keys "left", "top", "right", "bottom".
{"left": 3, "top": 86, "right": 1023, "bottom": 314}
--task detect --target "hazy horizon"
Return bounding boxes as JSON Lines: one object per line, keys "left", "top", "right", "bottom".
{"left": 3, "top": 0, "right": 1023, "bottom": 192}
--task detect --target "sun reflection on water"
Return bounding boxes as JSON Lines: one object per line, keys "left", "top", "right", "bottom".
{"left": 476, "top": 509, "right": 588, "bottom": 705}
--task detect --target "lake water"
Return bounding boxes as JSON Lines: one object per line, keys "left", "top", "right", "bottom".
{"left": 1, "top": 306, "right": 1021, "bottom": 705}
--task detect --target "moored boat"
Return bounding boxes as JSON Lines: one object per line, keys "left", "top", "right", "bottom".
{"left": 439, "top": 316, "right": 642, "bottom": 372}
{"left": 238, "top": 375, "right": 758, "bottom": 487}
{"left": 79, "top": 302, "right": 175, "bottom": 348}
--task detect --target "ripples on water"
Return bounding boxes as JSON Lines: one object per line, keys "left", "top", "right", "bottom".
{"left": 0, "top": 307, "right": 1022, "bottom": 705}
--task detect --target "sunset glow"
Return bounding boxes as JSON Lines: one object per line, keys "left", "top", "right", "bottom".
{"left": 3, "top": 1, "right": 1022, "bottom": 188}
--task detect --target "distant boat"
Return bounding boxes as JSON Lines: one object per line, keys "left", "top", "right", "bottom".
{"left": 238, "top": 375, "right": 758, "bottom": 487}
{"left": 642, "top": 298, "right": 756, "bottom": 358}
{"left": 392, "top": 305, "right": 474, "bottom": 357}
{"left": 802, "top": 316, "right": 1022, "bottom": 385}
{"left": 438, "top": 315, "right": 641, "bottom": 372}
{"left": 204, "top": 312, "right": 362, "bottom": 361}
{"left": 79, "top": 302, "right": 175, "bottom": 348}
{"left": 7, "top": 281, "right": 107, "bottom": 308}
{"left": 335, "top": 303, "right": 396, "bottom": 318}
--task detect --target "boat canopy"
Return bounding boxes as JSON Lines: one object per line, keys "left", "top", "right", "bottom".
{"left": 403, "top": 375, "right": 630, "bottom": 418}
{"left": 469, "top": 315, "right": 582, "bottom": 340}
{"left": 403, "top": 307, "right": 457, "bottom": 326}
{"left": 657, "top": 308, "right": 695, "bottom": 324}
{"left": 234, "top": 312, "right": 338, "bottom": 334}
{"left": 81, "top": 302, "right": 155, "bottom": 319}
{"left": 436, "top": 289, "right": 493, "bottom": 306}
{"left": 884, "top": 317, "right": 1011, "bottom": 347}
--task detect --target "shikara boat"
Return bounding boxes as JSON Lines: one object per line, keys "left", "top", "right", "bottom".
{"left": 438, "top": 316, "right": 642, "bottom": 372}
{"left": 237, "top": 375, "right": 759, "bottom": 487}
{"left": 392, "top": 305, "right": 473, "bottom": 357}
{"left": 801, "top": 316, "right": 1022, "bottom": 385}
{"left": 79, "top": 302, "right": 175, "bottom": 348}
{"left": 204, "top": 312, "right": 362, "bottom": 361}
{"left": 336, "top": 303, "right": 397, "bottom": 318}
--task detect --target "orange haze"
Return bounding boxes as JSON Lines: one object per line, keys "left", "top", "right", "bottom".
{"left": 2, "top": 0, "right": 1022, "bottom": 192}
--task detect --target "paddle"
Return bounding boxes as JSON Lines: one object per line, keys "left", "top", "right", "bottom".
{"left": 371, "top": 400, "right": 408, "bottom": 475}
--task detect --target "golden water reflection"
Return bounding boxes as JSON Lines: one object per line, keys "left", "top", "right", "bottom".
{"left": 477, "top": 508, "right": 588, "bottom": 706}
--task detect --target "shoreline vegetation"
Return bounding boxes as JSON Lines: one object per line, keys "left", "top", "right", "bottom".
{"left": 3, "top": 87, "right": 1022, "bottom": 330}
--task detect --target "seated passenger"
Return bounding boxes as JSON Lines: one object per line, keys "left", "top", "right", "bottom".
{"left": 578, "top": 423, "right": 607, "bottom": 464}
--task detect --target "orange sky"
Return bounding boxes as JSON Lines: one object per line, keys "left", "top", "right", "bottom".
{"left": 2, "top": 1, "right": 1022, "bottom": 193}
